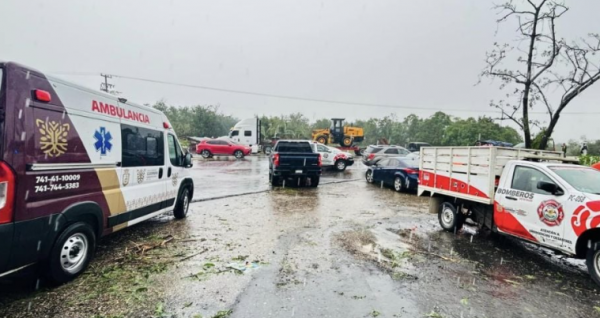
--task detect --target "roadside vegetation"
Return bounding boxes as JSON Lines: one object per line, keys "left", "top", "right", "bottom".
{"left": 152, "top": 100, "right": 523, "bottom": 147}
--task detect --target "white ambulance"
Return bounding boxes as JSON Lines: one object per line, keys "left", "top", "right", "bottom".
{"left": 0, "top": 62, "right": 194, "bottom": 283}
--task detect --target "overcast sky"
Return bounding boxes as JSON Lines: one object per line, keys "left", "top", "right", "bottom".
{"left": 1, "top": 0, "right": 599, "bottom": 142}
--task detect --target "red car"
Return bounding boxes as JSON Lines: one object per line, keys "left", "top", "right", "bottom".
{"left": 196, "top": 139, "right": 251, "bottom": 159}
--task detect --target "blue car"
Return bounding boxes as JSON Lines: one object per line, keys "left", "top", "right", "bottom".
{"left": 365, "top": 157, "right": 419, "bottom": 192}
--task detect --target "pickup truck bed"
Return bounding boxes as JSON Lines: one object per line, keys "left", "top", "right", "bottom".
{"left": 418, "top": 147, "right": 570, "bottom": 204}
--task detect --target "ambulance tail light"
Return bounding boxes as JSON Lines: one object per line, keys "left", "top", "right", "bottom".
{"left": 0, "top": 161, "right": 16, "bottom": 224}
{"left": 35, "top": 90, "right": 51, "bottom": 103}
{"left": 495, "top": 176, "right": 500, "bottom": 187}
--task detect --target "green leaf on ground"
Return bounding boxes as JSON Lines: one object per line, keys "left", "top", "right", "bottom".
{"left": 212, "top": 309, "right": 233, "bottom": 318}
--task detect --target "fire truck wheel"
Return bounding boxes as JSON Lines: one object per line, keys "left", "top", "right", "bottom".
{"left": 438, "top": 202, "right": 464, "bottom": 232}
{"left": 586, "top": 241, "right": 600, "bottom": 286}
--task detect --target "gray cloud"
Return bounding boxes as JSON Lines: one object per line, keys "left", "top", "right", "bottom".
{"left": 1, "top": 0, "right": 599, "bottom": 141}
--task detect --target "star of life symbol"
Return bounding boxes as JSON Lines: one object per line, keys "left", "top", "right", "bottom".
{"left": 94, "top": 127, "right": 113, "bottom": 156}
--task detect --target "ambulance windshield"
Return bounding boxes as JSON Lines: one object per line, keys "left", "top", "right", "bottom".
{"left": 550, "top": 166, "right": 600, "bottom": 195}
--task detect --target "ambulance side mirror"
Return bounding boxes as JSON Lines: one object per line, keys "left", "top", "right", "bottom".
{"left": 184, "top": 153, "right": 193, "bottom": 168}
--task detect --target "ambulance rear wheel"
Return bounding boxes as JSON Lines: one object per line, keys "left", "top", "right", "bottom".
{"left": 47, "top": 222, "right": 96, "bottom": 284}
{"left": 586, "top": 241, "right": 600, "bottom": 286}
{"left": 439, "top": 202, "right": 464, "bottom": 232}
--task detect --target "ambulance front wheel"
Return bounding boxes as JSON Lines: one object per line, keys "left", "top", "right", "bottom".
{"left": 438, "top": 202, "right": 464, "bottom": 233}
{"left": 586, "top": 240, "right": 600, "bottom": 286}
{"left": 174, "top": 187, "right": 191, "bottom": 219}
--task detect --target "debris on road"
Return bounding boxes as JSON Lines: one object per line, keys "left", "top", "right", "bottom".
{"left": 226, "top": 261, "right": 260, "bottom": 273}
{"left": 461, "top": 225, "right": 479, "bottom": 236}
{"left": 128, "top": 235, "right": 175, "bottom": 255}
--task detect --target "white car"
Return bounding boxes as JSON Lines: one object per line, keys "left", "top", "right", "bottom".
{"left": 314, "top": 142, "right": 355, "bottom": 171}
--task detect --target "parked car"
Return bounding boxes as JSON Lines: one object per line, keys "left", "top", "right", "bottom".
{"left": 269, "top": 140, "right": 322, "bottom": 187}
{"left": 474, "top": 139, "right": 513, "bottom": 147}
{"left": 196, "top": 139, "right": 251, "bottom": 159}
{"left": 314, "top": 142, "right": 354, "bottom": 171}
{"left": 365, "top": 157, "right": 419, "bottom": 192}
{"left": 362, "top": 145, "right": 411, "bottom": 166}
{"left": 0, "top": 62, "right": 194, "bottom": 283}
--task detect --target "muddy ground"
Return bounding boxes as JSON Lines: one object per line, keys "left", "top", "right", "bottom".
{"left": 2, "top": 156, "right": 600, "bottom": 318}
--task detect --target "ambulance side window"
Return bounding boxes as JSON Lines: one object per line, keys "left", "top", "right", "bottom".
{"left": 121, "top": 124, "right": 164, "bottom": 167}
{"left": 511, "top": 166, "right": 555, "bottom": 195}
{"left": 167, "top": 134, "right": 183, "bottom": 166}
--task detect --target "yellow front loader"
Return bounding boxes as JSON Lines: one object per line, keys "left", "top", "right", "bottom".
{"left": 311, "top": 118, "right": 364, "bottom": 147}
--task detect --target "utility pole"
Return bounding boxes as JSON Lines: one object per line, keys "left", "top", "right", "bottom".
{"left": 100, "top": 74, "right": 121, "bottom": 95}
{"left": 100, "top": 73, "right": 113, "bottom": 92}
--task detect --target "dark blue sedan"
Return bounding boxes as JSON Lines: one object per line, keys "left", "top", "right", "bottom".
{"left": 365, "top": 156, "right": 419, "bottom": 192}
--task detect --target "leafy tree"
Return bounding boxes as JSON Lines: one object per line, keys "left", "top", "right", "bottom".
{"left": 153, "top": 101, "right": 238, "bottom": 138}
{"left": 312, "top": 118, "right": 332, "bottom": 130}
{"left": 444, "top": 116, "right": 522, "bottom": 146}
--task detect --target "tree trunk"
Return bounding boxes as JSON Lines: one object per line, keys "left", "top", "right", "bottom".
{"left": 522, "top": 88, "right": 532, "bottom": 148}
{"left": 522, "top": 5, "right": 542, "bottom": 149}
{"left": 539, "top": 114, "right": 559, "bottom": 150}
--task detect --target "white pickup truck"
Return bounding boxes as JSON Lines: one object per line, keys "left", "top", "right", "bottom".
{"left": 313, "top": 142, "right": 355, "bottom": 171}
{"left": 418, "top": 146, "right": 600, "bottom": 285}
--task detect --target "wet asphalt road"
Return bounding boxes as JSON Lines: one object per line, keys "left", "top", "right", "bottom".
{"left": 2, "top": 155, "right": 600, "bottom": 318}
{"left": 190, "top": 155, "right": 361, "bottom": 200}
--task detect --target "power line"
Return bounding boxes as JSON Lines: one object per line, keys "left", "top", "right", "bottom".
{"left": 50, "top": 72, "right": 600, "bottom": 115}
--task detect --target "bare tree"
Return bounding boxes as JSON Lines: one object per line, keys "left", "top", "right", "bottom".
{"left": 481, "top": 0, "right": 600, "bottom": 149}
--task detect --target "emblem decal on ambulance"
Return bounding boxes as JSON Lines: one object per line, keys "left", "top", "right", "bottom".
{"left": 537, "top": 199, "right": 564, "bottom": 226}
{"left": 36, "top": 119, "right": 70, "bottom": 157}
{"left": 122, "top": 169, "right": 130, "bottom": 186}
{"left": 137, "top": 169, "right": 146, "bottom": 184}
{"left": 94, "top": 127, "right": 113, "bottom": 156}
